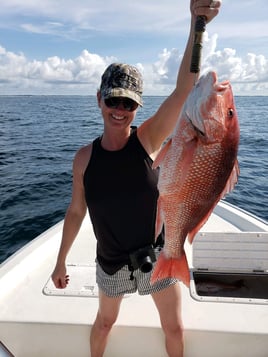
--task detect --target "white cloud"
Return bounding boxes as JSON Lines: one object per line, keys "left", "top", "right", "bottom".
{"left": 0, "top": 0, "right": 188, "bottom": 36}
{"left": 148, "top": 32, "right": 268, "bottom": 95}
{"left": 1, "top": 0, "right": 268, "bottom": 42}
{"left": 21, "top": 22, "right": 65, "bottom": 35}
{"left": 0, "top": 32, "right": 268, "bottom": 95}
{"left": 0, "top": 45, "right": 117, "bottom": 94}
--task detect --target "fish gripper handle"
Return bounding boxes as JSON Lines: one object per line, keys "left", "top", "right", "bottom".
{"left": 190, "top": 16, "right": 206, "bottom": 73}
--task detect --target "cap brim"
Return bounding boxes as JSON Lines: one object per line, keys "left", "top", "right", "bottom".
{"left": 103, "top": 88, "right": 143, "bottom": 107}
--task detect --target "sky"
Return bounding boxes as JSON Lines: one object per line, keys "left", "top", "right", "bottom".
{"left": 0, "top": 0, "right": 268, "bottom": 96}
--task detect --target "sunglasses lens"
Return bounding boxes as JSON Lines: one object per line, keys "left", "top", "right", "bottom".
{"left": 104, "top": 97, "right": 119, "bottom": 109}
{"left": 104, "top": 98, "right": 138, "bottom": 112}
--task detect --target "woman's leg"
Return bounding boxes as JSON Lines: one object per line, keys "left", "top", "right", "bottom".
{"left": 152, "top": 283, "right": 184, "bottom": 357}
{"left": 90, "top": 289, "right": 124, "bottom": 357}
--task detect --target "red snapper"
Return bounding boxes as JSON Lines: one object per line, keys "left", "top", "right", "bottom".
{"left": 151, "top": 71, "right": 240, "bottom": 287}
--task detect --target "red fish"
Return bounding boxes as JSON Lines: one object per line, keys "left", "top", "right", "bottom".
{"left": 151, "top": 71, "right": 240, "bottom": 287}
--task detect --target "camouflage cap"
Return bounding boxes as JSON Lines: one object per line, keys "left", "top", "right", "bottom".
{"left": 100, "top": 63, "right": 143, "bottom": 106}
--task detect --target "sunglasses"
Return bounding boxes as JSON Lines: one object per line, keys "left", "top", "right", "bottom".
{"left": 104, "top": 97, "right": 139, "bottom": 112}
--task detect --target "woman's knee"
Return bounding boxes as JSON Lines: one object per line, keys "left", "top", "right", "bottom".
{"left": 162, "top": 319, "right": 184, "bottom": 340}
{"left": 95, "top": 310, "right": 117, "bottom": 333}
{"left": 96, "top": 290, "right": 123, "bottom": 333}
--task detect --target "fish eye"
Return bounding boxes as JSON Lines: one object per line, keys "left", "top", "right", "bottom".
{"left": 227, "top": 108, "right": 234, "bottom": 118}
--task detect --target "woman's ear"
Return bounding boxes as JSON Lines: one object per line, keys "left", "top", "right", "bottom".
{"left": 97, "top": 91, "right": 101, "bottom": 108}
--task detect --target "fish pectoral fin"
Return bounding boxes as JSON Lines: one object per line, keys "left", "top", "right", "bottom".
{"left": 152, "top": 138, "right": 172, "bottom": 169}
{"left": 151, "top": 251, "right": 190, "bottom": 287}
{"left": 179, "top": 138, "right": 198, "bottom": 184}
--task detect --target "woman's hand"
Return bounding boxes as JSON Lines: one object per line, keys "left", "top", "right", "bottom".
{"left": 191, "top": 0, "right": 221, "bottom": 23}
{"left": 51, "top": 264, "right": 69, "bottom": 289}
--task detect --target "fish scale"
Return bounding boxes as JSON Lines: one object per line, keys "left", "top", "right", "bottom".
{"left": 151, "top": 71, "right": 240, "bottom": 287}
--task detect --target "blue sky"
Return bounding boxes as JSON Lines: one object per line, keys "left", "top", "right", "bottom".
{"left": 0, "top": 0, "right": 268, "bottom": 95}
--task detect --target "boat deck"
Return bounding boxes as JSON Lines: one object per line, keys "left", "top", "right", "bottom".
{"left": 0, "top": 201, "right": 268, "bottom": 356}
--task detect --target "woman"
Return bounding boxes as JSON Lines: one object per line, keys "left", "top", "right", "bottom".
{"left": 52, "top": 1, "right": 221, "bottom": 356}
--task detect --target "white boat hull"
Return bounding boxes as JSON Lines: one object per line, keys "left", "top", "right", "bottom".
{"left": 0, "top": 201, "right": 268, "bottom": 357}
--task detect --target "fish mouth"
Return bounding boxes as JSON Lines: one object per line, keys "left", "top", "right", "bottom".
{"left": 216, "top": 79, "right": 230, "bottom": 92}
{"left": 185, "top": 72, "right": 232, "bottom": 137}
{"left": 203, "top": 71, "right": 230, "bottom": 92}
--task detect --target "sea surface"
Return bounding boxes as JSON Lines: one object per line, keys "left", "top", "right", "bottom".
{"left": 0, "top": 95, "right": 267, "bottom": 264}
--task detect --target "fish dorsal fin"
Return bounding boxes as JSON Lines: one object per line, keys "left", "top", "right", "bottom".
{"left": 188, "top": 205, "right": 217, "bottom": 244}
{"left": 220, "top": 159, "right": 240, "bottom": 197}
{"left": 152, "top": 138, "right": 172, "bottom": 169}
{"left": 155, "top": 197, "right": 164, "bottom": 239}
{"left": 188, "top": 159, "right": 240, "bottom": 244}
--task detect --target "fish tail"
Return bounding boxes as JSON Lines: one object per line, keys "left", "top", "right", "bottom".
{"left": 151, "top": 251, "right": 190, "bottom": 287}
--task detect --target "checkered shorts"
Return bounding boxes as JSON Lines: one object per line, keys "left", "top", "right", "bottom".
{"left": 96, "top": 247, "right": 178, "bottom": 297}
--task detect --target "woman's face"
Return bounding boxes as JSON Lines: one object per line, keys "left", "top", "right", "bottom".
{"left": 97, "top": 92, "right": 138, "bottom": 130}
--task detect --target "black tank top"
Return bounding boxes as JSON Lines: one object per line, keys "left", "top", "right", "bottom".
{"left": 83, "top": 127, "right": 163, "bottom": 274}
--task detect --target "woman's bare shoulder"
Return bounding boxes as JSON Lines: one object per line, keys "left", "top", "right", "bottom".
{"left": 73, "top": 142, "right": 93, "bottom": 175}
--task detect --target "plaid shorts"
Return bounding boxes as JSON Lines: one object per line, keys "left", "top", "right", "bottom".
{"left": 96, "top": 247, "right": 178, "bottom": 297}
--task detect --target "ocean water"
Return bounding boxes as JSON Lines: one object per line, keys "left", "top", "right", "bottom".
{"left": 0, "top": 95, "right": 267, "bottom": 263}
